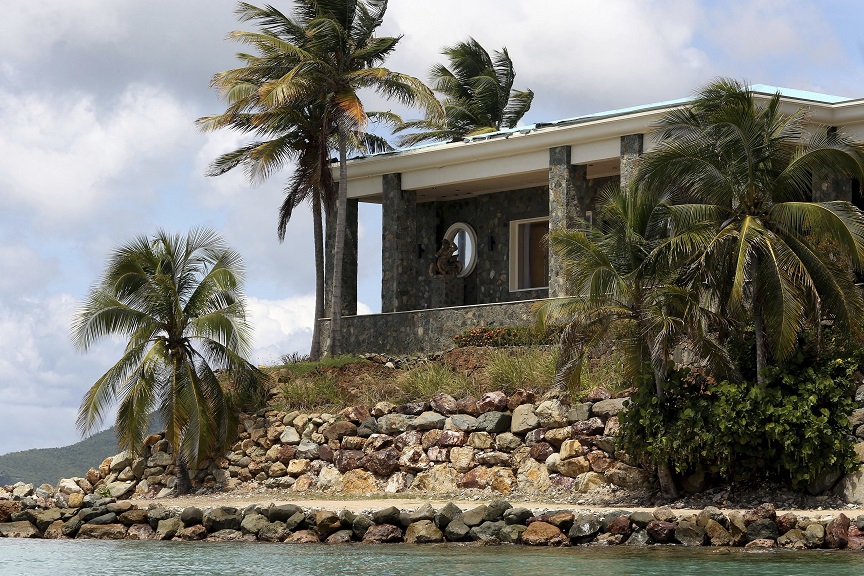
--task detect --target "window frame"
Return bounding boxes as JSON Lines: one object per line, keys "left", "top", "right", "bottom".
{"left": 508, "top": 216, "right": 550, "bottom": 292}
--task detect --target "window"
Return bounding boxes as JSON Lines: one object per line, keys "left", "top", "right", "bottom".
{"left": 509, "top": 217, "right": 549, "bottom": 291}
{"left": 442, "top": 222, "right": 477, "bottom": 277}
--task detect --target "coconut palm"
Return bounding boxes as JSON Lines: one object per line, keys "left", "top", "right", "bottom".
{"left": 232, "top": 0, "right": 441, "bottom": 355}
{"left": 395, "top": 37, "right": 534, "bottom": 147}
{"left": 539, "top": 183, "right": 728, "bottom": 498}
{"left": 639, "top": 79, "right": 864, "bottom": 382}
{"left": 72, "top": 229, "right": 266, "bottom": 492}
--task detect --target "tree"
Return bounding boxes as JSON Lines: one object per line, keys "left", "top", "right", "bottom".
{"left": 640, "top": 79, "right": 864, "bottom": 382}
{"left": 199, "top": 2, "right": 396, "bottom": 360}
{"left": 72, "top": 229, "right": 266, "bottom": 492}
{"left": 539, "top": 183, "right": 727, "bottom": 498}
{"left": 395, "top": 37, "right": 534, "bottom": 147}
{"left": 248, "top": 0, "right": 441, "bottom": 355}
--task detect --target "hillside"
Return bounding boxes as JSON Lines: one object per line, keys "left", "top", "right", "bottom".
{"left": 0, "top": 427, "right": 120, "bottom": 487}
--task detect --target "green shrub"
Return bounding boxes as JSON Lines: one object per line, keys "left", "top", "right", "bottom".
{"left": 486, "top": 347, "right": 558, "bottom": 393}
{"left": 454, "top": 325, "right": 564, "bottom": 348}
{"left": 620, "top": 352, "right": 859, "bottom": 488}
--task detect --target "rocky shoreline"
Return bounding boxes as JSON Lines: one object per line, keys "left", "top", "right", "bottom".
{"left": 1, "top": 494, "right": 863, "bottom": 549}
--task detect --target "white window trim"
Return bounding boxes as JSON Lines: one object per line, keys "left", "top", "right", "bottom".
{"left": 443, "top": 222, "right": 478, "bottom": 277}
{"left": 508, "top": 216, "right": 549, "bottom": 292}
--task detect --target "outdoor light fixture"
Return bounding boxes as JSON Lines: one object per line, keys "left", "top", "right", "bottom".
{"left": 488, "top": 235, "right": 496, "bottom": 251}
{"left": 417, "top": 244, "right": 424, "bottom": 259}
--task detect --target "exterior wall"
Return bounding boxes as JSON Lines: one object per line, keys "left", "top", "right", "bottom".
{"left": 414, "top": 186, "right": 550, "bottom": 309}
{"left": 318, "top": 299, "right": 543, "bottom": 355}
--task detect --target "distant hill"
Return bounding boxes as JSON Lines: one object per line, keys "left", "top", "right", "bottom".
{"left": 0, "top": 428, "right": 121, "bottom": 487}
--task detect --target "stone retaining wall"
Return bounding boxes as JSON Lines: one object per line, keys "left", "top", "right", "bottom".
{"left": 1, "top": 497, "right": 863, "bottom": 549}
{"left": 318, "top": 299, "right": 544, "bottom": 355}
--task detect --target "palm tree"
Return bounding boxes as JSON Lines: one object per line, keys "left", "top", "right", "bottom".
{"left": 244, "top": 0, "right": 441, "bottom": 355}
{"left": 395, "top": 37, "right": 534, "bottom": 147}
{"left": 72, "top": 229, "right": 266, "bottom": 493}
{"left": 538, "top": 183, "right": 728, "bottom": 498}
{"left": 640, "top": 79, "right": 864, "bottom": 382}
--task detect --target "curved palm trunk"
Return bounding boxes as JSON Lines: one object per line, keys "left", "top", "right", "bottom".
{"left": 328, "top": 131, "right": 348, "bottom": 356}
{"left": 175, "top": 454, "right": 192, "bottom": 495}
{"left": 754, "top": 301, "right": 768, "bottom": 385}
{"left": 650, "top": 340, "right": 678, "bottom": 499}
{"left": 309, "top": 188, "right": 324, "bottom": 361}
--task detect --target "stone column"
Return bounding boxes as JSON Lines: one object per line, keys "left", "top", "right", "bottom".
{"left": 325, "top": 196, "right": 358, "bottom": 317}
{"left": 812, "top": 128, "right": 853, "bottom": 202}
{"left": 548, "top": 145, "right": 586, "bottom": 298}
{"left": 620, "top": 133, "right": 644, "bottom": 190}
{"left": 381, "top": 173, "right": 417, "bottom": 313}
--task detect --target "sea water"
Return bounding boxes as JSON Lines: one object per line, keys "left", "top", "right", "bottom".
{"left": 0, "top": 539, "right": 861, "bottom": 576}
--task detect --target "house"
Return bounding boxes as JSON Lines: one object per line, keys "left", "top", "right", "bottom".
{"left": 319, "top": 85, "right": 864, "bottom": 354}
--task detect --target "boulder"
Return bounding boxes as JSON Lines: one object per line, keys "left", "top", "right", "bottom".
{"left": 470, "top": 520, "right": 506, "bottom": 542}
{"left": 334, "top": 450, "right": 365, "bottom": 473}
{"left": 342, "top": 469, "right": 379, "bottom": 494}
{"left": 746, "top": 518, "right": 778, "bottom": 542}
{"left": 675, "top": 521, "right": 706, "bottom": 546}
{"left": 778, "top": 528, "right": 806, "bottom": 549}
{"left": 475, "top": 412, "right": 511, "bottom": 433}
{"left": 156, "top": 517, "right": 183, "bottom": 540}
{"left": 521, "top": 521, "right": 569, "bottom": 546}
{"left": 364, "top": 448, "right": 400, "bottom": 477}
{"left": 0, "top": 521, "right": 41, "bottom": 538}
{"left": 362, "top": 523, "right": 403, "bottom": 543}
{"left": 803, "top": 523, "right": 825, "bottom": 548}
{"left": 414, "top": 411, "right": 446, "bottom": 430}
{"left": 57, "top": 478, "right": 84, "bottom": 495}
{"left": 398, "top": 446, "right": 430, "bottom": 472}
{"left": 572, "top": 418, "right": 605, "bottom": 436}
{"left": 322, "top": 420, "right": 357, "bottom": 441}
{"left": 510, "top": 404, "right": 540, "bottom": 434}
{"left": 268, "top": 504, "right": 302, "bottom": 522}
{"left": 646, "top": 520, "right": 675, "bottom": 543}
{"left": 286, "top": 529, "right": 320, "bottom": 543}
{"left": 535, "top": 400, "right": 568, "bottom": 427}
{"left": 77, "top": 524, "right": 127, "bottom": 539}
{"left": 575, "top": 471, "right": 606, "bottom": 492}
{"left": 436, "top": 430, "right": 467, "bottom": 447}
{"left": 825, "top": 513, "right": 850, "bottom": 549}
{"left": 430, "top": 393, "right": 457, "bottom": 415}
{"left": 449, "top": 447, "right": 476, "bottom": 471}
{"left": 279, "top": 427, "right": 301, "bottom": 445}
{"left": 494, "top": 432, "right": 523, "bottom": 452}
{"left": 315, "top": 511, "right": 342, "bottom": 538}
{"left": 591, "top": 398, "right": 629, "bottom": 419}
{"left": 838, "top": 468, "right": 864, "bottom": 504}
{"left": 477, "top": 391, "right": 509, "bottom": 413}
{"left": 410, "top": 465, "right": 459, "bottom": 493}
{"left": 705, "top": 519, "right": 732, "bottom": 546}
{"left": 443, "top": 519, "right": 470, "bottom": 541}
{"left": 178, "top": 524, "right": 207, "bottom": 541}
{"left": 241, "top": 513, "right": 270, "bottom": 535}
{"left": 405, "top": 520, "right": 443, "bottom": 543}
{"left": 378, "top": 414, "right": 416, "bottom": 435}
{"left": 106, "top": 481, "right": 134, "bottom": 499}
{"left": 258, "top": 521, "right": 289, "bottom": 542}
{"left": 449, "top": 414, "right": 477, "bottom": 432}
{"left": 604, "top": 462, "right": 650, "bottom": 490}
{"left": 499, "top": 524, "right": 527, "bottom": 543}
{"left": 126, "top": 523, "right": 156, "bottom": 540}
{"left": 203, "top": 507, "right": 242, "bottom": 532}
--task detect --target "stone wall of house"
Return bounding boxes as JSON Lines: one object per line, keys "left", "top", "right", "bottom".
{"left": 319, "top": 299, "right": 542, "bottom": 355}
{"left": 414, "top": 186, "right": 550, "bottom": 308}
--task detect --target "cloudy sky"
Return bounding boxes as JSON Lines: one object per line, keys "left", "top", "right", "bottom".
{"left": 1, "top": 0, "right": 863, "bottom": 455}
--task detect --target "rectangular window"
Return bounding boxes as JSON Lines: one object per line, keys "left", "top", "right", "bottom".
{"left": 509, "top": 217, "right": 549, "bottom": 291}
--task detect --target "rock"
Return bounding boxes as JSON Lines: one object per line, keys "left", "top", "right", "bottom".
{"left": 126, "top": 523, "right": 156, "bottom": 540}
{"left": 429, "top": 393, "right": 457, "bottom": 415}
{"left": 444, "top": 519, "right": 470, "bottom": 541}
{"left": 395, "top": 402, "right": 427, "bottom": 416}
{"left": 286, "top": 529, "right": 320, "bottom": 543}
{"left": 558, "top": 456, "right": 592, "bottom": 478}
{"left": 334, "top": 450, "right": 364, "bottom": 473}
{"left": 449, "top": 446, "right": 476, "bottom": 471}
{"left": 458, "top": 467, "right": 491, "bottom": 489}
{"left": 646, "top": 520, "right": 675, "bottom": 543}
{"left": 372, "top": 402, "right": 396, "bottom": 417}
{"left": 410, "top": 464, "right": 459, "bottom": 493}
{"left": 568, "top": 403, "right": 592, "bottom": 423}
{"left": 363, "top": 524, "right": 403, "bottom": 543}
{"left": 629, "top": 511, "right": 654, "bottom": 529}
{"left": 460, "top": 505, "right": 489, "bottom": 527}
{"left": 745, "top": 538, "right": 776, "bottom": 548}
{"left": 295, "top": 439, "right": 320, "bottom": 460}
{"left": 535, "top": 400, "right": 568, "bottom": 427}
{"left": 851, "top": 408, "right": 864, "bottom": 428}
{"left": 625, "top": 529, "right": 651, "bottom": 546}
{"left": 803, "top": 523, "right": 825, "bottom": 548}
{"left": 521, "top": 521, "right": 569, "bottom": 546}
{"left": 434, "top": 502, "right": 462, "bottom": 529}
{"left": 807, "top": 469, "right": 843, "bottom": 495}
{"left": 372, "top": 506, "right": 401, "bottom": 526}
{"left": 510, "top": 404, "right": 540, "bottom": 434}
{"left": 778, "top": 528, "right": 806, "bottom": 549}
{"left": 652, "top": 506, "right": 675, "bottom": 523}
{"left": 0, "top": 521, "right": 41, "bottom": 538}
{"left": 340, "top": 405, "right": 371, "bottom": 423}
{"left": 825, "top": 513, "right": 850, "bottom": 549}
{"left": 530, "top": 442, "right": 555, "bottom": 462}
{"left": 746, "top": 518, "right": 778, "bottom": 542}
{"left": 606, "top": 515, "right": 632, "bottom": 536}
{"left": 77, "top": 524, "right": 127, "bottom": 539}
{"left": 568, "top": 512, "right": 601, "bottom": 539}
{"left": 67, "top": 493, "right": 84, "bottom": 509}
{"left": 675, "top": 521, "right": 706, "bottom": 546}
{"left": 437, "top": 430, "right": 467, "bottom": 447}
{"left": 259, "top": 521, "right": 289, "bottom": 542}
{"left": 322, "top": 420, "right": 358, "bottom": 441}
{"left": 705, "top": 519, "right": 732, "bottom": 546}
{"left": 449, "top": 414, "right": 477, "bottom": 432}
{"left": 495, "top": 432, "right": 522, "bottom": 452}
{"left": 241, "top": 513, "right": 270, "bottom": 535}
{"left": 544, "top": 427, "right": 574, "bottom": 446}
{"left": 575, "top": 471, "right": 607, "bottom": 492}
{"left": 727, "top": 511, "right": 747, "bottom": 545}
{"left": 776, "top": 513, "right": 798, "bottom": 535}
{"left": 29, "top": 508, "right": 62, "bottom": 532}
{"left": 838, "top": 468, "right": 864, "bottom": 503}
{"left": 43, "top": 520, "right": 66, "bottom": 540}
{"left": 156, "top": 517, "right": 183, "bottom": 540}
{"left": 398, "top": 446, "right": 430, "bottom": 472}
{"left": 604, "top": 462, "right": 650, "bottom": 490}
{"left": 848, "top": 525, "right": 864, "bottom": 550}
{"left": 681, "top": 469, "right": 707, "bottom": 494}
{"left": 475, "top": 451, "right": 510, "bottom": 467}
{"left": 315, "top": 511, "right": 342, "bottom": 538}
{"left": 477, "top": 391, "right": 509, "bottom": 413}
{"left": 106, "top": 481, "right": 134, "bottom": 499}
{"left": 203, "top": 507, "right": 242, "bottom": 532}
{"left": 744, "top": 503, "right": 776, "bottom": 524}
{"left": 470, "top": 520, "right": 506, "bottom": 542}
{"left": 279, "top": 427, "right": 301, "bottom": 445}
{"left": 559, "top": 439, "right": 582, "bottom": 460}
{"left": 405, "top": 520, "right": 443, "bottom": 543}
{"left": 517, "top": 459, "right": 551, "bottom": 493}
{"left": 475, "top": 411, "right": 512, "bottom": 433}
{"left": 383, "top": 471, "right": 412, "bottom": 493}
{"left": 572, "top": 418, "right": 605, "bottom": 436}
{"left": 414, "top": 411, "right": 446, "bottom": 430}
{"left": 177, "top": 524, "right": 206, "bottom": 541}
{"left": 57, "top": 478, "right": 84, "bottom": 495}
{"left": 468, "top": 432, "right": 493, "bottom": 450}
{"left": 364, "top": 448, "right": 400, "bottom": 477}
{"left": 591, "top": 398, "right": 629, "bottom": 419}
{"left": 324, "top": 529, "right": 353, "bottom": 544}
{"left": 86, "top": 512, "right": 118, "bottom": 526}
{"left": 268, "top": 503, "right": 302, "bottom": 522}
{"left": 500, "top": 524, "right": 527, "bottom": 543}
{"left": 342, "top": 469, "right": 379, "bottom": 494}
{"left": 357, "top": 417, "right": 379, "bottom": 437}
{"left": 378, "top": 414, "right": 416, "bottom": 434}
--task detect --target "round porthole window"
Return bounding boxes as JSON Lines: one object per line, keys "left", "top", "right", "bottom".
{"left": 443, "top": 222, "right": 477, "bottom": 277}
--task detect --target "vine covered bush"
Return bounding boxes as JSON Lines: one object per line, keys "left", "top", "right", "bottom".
{"left": 453, "top": 325, "right": 564, "bottom": 348}
{"left": 619, "top": 351, "right": 859, "bottom": 488}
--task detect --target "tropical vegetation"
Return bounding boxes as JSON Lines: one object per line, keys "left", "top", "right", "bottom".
{"left": 396, "top": 37, "right": 534, "bottom": 146}
{"left": 72, "top": 229, "right": 266, "bottom": 492}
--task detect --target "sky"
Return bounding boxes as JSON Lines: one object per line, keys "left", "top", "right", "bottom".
{"left": 1, "top": 0, "right": 863, "bottom": 456}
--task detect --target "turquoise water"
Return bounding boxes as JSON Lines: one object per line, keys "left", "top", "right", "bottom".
{"left": 0, "top": 540, "right": 861, "bottom": 576}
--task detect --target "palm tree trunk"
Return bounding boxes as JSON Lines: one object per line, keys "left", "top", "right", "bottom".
{"left": 328, "top": 130, "right": 348, "bottom": 356}
{"left": 175, "top": 454, "right": 192, "bottom": 495}
{"left": 309, "top": 188, "right": 324, "bottom": 361}
{"left": 754, "top": 301, "right": 767, "bottom": 385}
{"left": 652, "top": 360, "right": 678, "bottom": 499}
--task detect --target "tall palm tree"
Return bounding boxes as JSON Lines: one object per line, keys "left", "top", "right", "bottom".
{"left": 245, "top": 0, "right": 441, "bottom": 355}
{"left": 72, "top": 229, "right": 266, "bottom": 492}
{"left": 200, "top": 2, "right": 404, "bottom": 360}
{"left": 539, "top": 183, "right": 728, "bottom": 498}
{"left": 395, "top": 37, "right": 534, "bottom": 147}
{"left": 640, "top": 79, "right": 864, "bottom": 381}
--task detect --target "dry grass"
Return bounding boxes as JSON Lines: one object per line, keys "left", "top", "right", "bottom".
{"left": 485, "top": 346, "right": 558, "bottom": 395}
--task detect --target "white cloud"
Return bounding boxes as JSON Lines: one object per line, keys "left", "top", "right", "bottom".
{"left": 0, "top": 84, "right": 194, "bottom": 227}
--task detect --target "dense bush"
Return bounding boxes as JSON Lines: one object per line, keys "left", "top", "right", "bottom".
{"left": 620, "top": 351, "right": 859, "bottom": 488}
{"left": 453, "top": 324, "right": 564, "bottom": 348}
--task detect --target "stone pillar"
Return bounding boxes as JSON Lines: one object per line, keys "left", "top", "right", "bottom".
{"left": 620, "top": 133, "right": 644, "bottom": 190}
{"left": 325, "top": 196, "right": 358, "bottom": 317}
{"left": 548, "top": 145, "right": 586, "bottom": 298}
{"left": 812, "top": 128, "right": 853, "bottom": 202}
{"left": 381, "top": 173, "right": 417, "bottom": 313}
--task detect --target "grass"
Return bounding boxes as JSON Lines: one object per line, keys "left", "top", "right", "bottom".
{"left": 279, "top": 373, "right": 343, "bottom": 411}
{"left": 395, "top": 363, "right": 474, "bottom": 401}
{"left": 486, "top": 346, "right": 558, "bottom": 395}
{"left": 275, "top": 354, "right": 363, "bottom": 379}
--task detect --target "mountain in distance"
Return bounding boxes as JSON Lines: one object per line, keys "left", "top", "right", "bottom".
{"left": 0, "top": 427, "right": 121, "bottom": 487}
